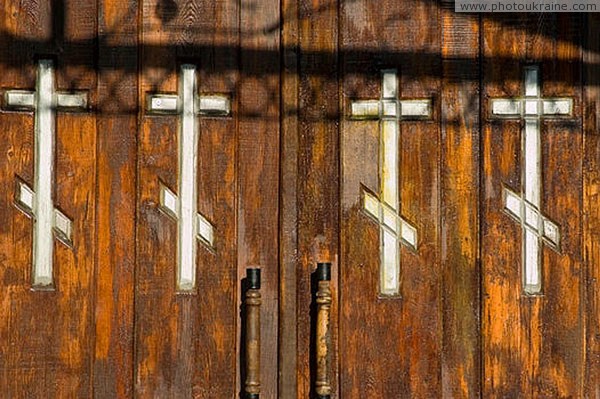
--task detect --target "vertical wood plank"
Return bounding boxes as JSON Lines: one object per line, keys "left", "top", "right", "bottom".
{"left": 482, "top": 15, "right": 584, "bottom": 397}
{"left": 440, "top": 6, "right": 481, "bottom": 398}
{"left": 280, "top": 0, "right": 299, "bottom": 396}
{"left": 297, "top": 0, "right": 340, "bottom": 397}
{"left": 584, "top": 13, "right": 600, "bottom": 398}
{"left": 194, "top": 1, "right": 239, "bottom": 395}
{"left": 339, "top": 0, "right": 441, "bottom": 397}
{"left": 136, "top": 0, "right": 239, "bottom": 397}
{"left": 93, "top": 0, "right": 137, "bottom": 396}
{"left": 482, "top": 16, "right": 527, "bottom": 397}
{"left": 0, "top": 0, "right": 97, "bottom": 396}
{"left": 238, "top": 0, "right": 280, "bottom": 397}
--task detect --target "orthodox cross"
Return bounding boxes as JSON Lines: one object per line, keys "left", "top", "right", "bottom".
{"left": 490, "top": 65, "right": 571, "bottom": 294}
{"left": 146, "top": 64, "right": 230, "bottom": 291}
{"left": 350, "top": 69, "right": 431, "bottom": 296}
{"left": 7, "top": 59, "right": 87, "bottom": 288}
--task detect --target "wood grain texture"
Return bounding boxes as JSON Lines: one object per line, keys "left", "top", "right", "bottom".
{"left": 584, "top": 13, "right": 600, "bottom": 398}
{"left": 339, "top": 0, "right": 441, "bottom": 397}
{"left": 238, "top": 1, "right": 280, "bottom": 397}
{"left": 1, "top": 2, "right": 598, "bottom": 397}
{"left": 136, "top": 0, "right": 239, "bottom": 397}
{"left": 93, "top": 0, "right": 137, "bottom": 397}
{"left": 440, "top": 6, "right": 481, "bottom": 398}
{"left": 482, "top": 14, "right": 584, "bottom": 397}
{"left": 0, "top": 0, "right": 97, "bottom": 396}
{"left": 279, "top": 0, "right": 299, "bottom": 397}
{"left": 296, "top": 0, "right": 340, "bottom": 397}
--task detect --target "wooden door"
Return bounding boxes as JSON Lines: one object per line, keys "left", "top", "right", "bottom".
{"left": 481, "top": 14, "right": 586, "bottom": 397}
{"left": 282, "top": 2, "right": 600, "bottom": 398}
{"left": 135, "top": 0, "right": 279, "bottom": 396}
{"left": 0, "top": 0, "right": 281, "bottom": 397}
{"left": 2, "top": 1, "right": 600, "bottom": 398}
{"left": 0, "top": 1, "right": 98, "bottom": 396}
{"left": 339, "top": 0, "right": 442, "bottom": 397}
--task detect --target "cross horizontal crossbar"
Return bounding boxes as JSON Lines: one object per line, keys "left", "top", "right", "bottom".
{"left": 146, "top": 94, "right": 231, "bottom": 115}
{"left": 491, "top": 98, "right": 572, "bottom": 117}
{"left": 351, "top": 99, "right": 431, "bottom": 120}
{"left": 5, "top": 90, "right": 87, "bottom": 110}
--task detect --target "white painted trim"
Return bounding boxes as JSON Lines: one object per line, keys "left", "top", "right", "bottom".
{"left": 56, "top": 92, "right": 87, "bottom": 109}
{"left": 5, "top": 91, "right": 35, "bottom": 109}
{"left": 382, "top": 70, "right": 398, "bottom": 99}
{"left": 492, "top": 99, "right": 521, "bottom": 116}
{"left": 197, "top": 214, "right": 214, "bottom": 246}
{"left": 543, "top": 98, "right": 572, "bottom": 115}
{"left": 351, "top": 100, "right": 380, "bottom": 119}
{"left": 400, "top": 100, "right": 431, "bottom": 117}
{"left": 18, "top": 182, "right": 35, "bottom": 210}
{"left": 32, "top": 60, "right": 56, "bottom": 287}
{"left": 159, "top": 184, "right": 179, "bottom": 218}
{"left": 53, "top": 209, "right": 72, "bottom": 244}
{"left": 197, "top": 95, "right": 230, "bottom": 115}
{"left": 177, "top": 64, "right": 199, "bottom": 291}
{"left": 147, "top": 94, "right": 179, "bottom": 113}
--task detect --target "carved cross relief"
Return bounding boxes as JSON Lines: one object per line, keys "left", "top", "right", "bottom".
{"left": 6, "top": 59, "right": 88, "bottom": 288}
{"left": 146, "top": 64, "right": 230, "bottom": 291}
{"left": 490, "top": 65, "right": 572, "bottom": 294}
{"left": 349, "top": 70, "right": 432, "bottom": 296}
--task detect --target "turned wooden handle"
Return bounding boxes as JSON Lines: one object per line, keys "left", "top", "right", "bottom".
{"left": 315, "top": 263, "right": 332, "bottom": 399}
{"left": 245, "top": 268, "right": 261, "bottom": 399}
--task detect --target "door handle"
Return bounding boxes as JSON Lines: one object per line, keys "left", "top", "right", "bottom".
{"left": 315, "top": 263, "right": 332, "bottom": 399}
{"left": 244, "top": 268, "right": 261, "bottom": 399}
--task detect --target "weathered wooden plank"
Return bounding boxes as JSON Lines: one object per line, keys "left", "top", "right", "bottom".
{"left": 280, "top": 0, "right": 300, "bottom": 396}
{"left": 136, "top": 0, "right": 239, "bottom": 397}
{"left": 193, "top": 2, "right": 239, "bottom": 396}
{"left": 238, "top": 0, "right": 280, "bottom": 397}
{"left": 93, "top": 0, "right": 138, "bottom": 397}
{"left": 536, "top": 16, "right": 583, "bottom": 397}
{"left": 0, "top": 0, "right": 97, "bottom": 396}
{"left": 584, "top": 13, "right": 600, "bottom": 398}
{"left": 440, "top": 6, "right": 481, "bottom": 398}
{"left": 297, "top": 0, "right": 340, "bottom": 397}
{"left": 339, "top": 0, "right": 441, "bottom": 397}
{"left": 482, "top": 14, "right": 584, "bottom": 397}
{"left": 482, "top": 16, "right": 526, "bottom": 398}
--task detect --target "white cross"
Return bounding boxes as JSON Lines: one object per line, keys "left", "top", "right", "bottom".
{"left": 6, "top": 59, "right": 87, "bottom": 288}
{"left": 146, "top": 64, "right": 230, "bottom": 291}
{"left": 490, "top": 66, "right": 572, "bottom": 295}
{"left": 350, "top": 69, "right": 431, "bottom": 296}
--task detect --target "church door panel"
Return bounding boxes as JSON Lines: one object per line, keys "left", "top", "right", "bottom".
{"left": 135, "top": 1, "right": 240, "bottom": 396}
{"left": 135, "top": 0, "right": 280, "bottom": 397}
{"left": 481, "top": 14, "right": 585, "bottom": 397}
{"left": 0, "top": 1, "right": 98, "bottom": 396}
{"left": 339, "top": 0, "right": 442, "bottom": 397}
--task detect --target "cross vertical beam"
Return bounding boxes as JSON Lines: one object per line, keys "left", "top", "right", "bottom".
{"left": 490, "top": 66, "right": 572, "bottom": 294}
{"left": 146, "top": 64, "right": 230, "bottom": 291}
{"left": 5, "top": 59, "right": 87, "bottom": 288}
{"left": 178, "top": 65, "right": 199, "bottom": 290}
{"left": 34, "top": 60, "right": 55, "bottom": 287}
{"left": 350, "top": 69, "right": 431, "bottom": 296}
